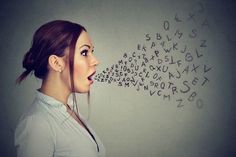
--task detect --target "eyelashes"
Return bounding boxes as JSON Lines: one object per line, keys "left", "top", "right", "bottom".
{"left": 80, "top": 49, "right": 95, "bottom": 57}
{"left": 81, "top": 50, "right": 88, "bottom": 56}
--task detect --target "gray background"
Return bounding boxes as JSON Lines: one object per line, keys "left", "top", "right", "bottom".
{"left": 0, "top": 0, "right": 235, "bottom": 157}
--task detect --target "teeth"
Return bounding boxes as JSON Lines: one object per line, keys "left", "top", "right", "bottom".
{"left": 88, "top": 72, "right": 95, "bottom": 81}
{"left": 88, "top": 71, "right": 96, "bottom": 81}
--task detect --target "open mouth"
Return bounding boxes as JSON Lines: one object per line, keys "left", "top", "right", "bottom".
{"left": 88, "top": 71, "right": 96, "bottom": 81}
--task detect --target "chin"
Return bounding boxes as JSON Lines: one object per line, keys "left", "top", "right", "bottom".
{"left": 77, "top": 90, "right": 89, "bottom": 94}
{"left": 74, "top": 86, "right": 90, "bottom": 93}
{"left": 73, "top": 80, "right": 91, "bottom": 93}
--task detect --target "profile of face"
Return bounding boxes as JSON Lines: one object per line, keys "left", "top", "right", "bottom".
{"left": 73, "top": 31, "right": 99, "bottom": 93}
{"left": 61, "top": 31, "right": 99, "bottom": 93}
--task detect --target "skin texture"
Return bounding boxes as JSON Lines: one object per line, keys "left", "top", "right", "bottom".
{"left": 39, "top": 31, "right": 99, "bottom": 106}
{"left": 72, "top": 30, "right": 99, "bottom": 93}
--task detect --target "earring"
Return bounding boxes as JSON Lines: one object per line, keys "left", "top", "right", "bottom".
{"left": 58, "top": 64, "right": 62, "bottom": 73}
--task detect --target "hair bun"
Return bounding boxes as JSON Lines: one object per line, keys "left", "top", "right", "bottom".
{"left": 22, "top": 49, "right": 35, "bottom": 72}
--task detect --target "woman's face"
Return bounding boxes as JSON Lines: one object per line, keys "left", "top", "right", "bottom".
{"left": 64, "top": 31, "right": 99, "bottom": 93}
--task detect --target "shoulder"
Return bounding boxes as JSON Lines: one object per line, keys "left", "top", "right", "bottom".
{"left": 17, "top": 113, "right": 52, "bottom": 131}
{"left": 14, "top": 106, "right": 56, "bottom": 157}
{"left": 17, "top": 96, "right": 57, "bottom": 126}
{"left": 14, "top": 102, "right": 55, "bottom": 146}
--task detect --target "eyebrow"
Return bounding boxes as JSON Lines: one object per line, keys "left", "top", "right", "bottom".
{"left": 79, "top": 44, "right": 94, "bottom": 49}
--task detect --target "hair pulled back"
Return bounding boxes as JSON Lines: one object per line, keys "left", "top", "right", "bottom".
{"left": 16, "top": 20, "right": 86, "bottom": 83}
{"left": 16, "top": 20, "right": 98, "bottom": 151}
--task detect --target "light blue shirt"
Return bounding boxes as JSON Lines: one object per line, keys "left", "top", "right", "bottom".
{"left": 14, "top": 90, "right": 106, "bottom": 157}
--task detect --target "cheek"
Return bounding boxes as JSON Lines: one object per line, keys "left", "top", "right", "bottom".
{"left": 74, "top": 60, "right": 88, "bottom": 78}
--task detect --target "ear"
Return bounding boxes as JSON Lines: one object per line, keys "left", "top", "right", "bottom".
{"left": 48, "top": 55, "right": 65, "bottom": 72}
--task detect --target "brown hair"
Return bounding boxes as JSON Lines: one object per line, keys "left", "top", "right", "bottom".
{"left": 16, "top": 20, "right": 99, "bottom": 151}
{"left": 16, "top": 20, "right": 86, "bottom": 113}
{"left": 16, "top": 20, "right": 86, "bottom": 82}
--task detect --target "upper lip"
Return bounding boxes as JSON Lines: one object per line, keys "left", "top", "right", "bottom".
{"left": 88, "top": 71, "right": 96, "bottom": 79}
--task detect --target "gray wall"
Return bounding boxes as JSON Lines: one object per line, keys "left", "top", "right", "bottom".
{"left": 0, "top": 0, "right": 235, "bottom": 157}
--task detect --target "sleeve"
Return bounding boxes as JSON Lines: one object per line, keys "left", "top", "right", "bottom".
{"left": 14, "top": 115, "right": 55, "bottom": 157}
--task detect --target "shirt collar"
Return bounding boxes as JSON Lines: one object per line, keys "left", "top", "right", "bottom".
{"left": 35, "top": 89, "right": 67, "bottom": 109}
{"left": 35, "top": 89, "right": 83, "bottom": 118}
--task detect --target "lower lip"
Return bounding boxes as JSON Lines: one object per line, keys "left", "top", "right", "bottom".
{"left": 88, "top": 79, "right": 94, "bottom": 84}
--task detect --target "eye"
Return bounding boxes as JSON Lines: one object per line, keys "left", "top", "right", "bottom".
{"left": 81, "top": 50, "right": 88, "bottom": 56}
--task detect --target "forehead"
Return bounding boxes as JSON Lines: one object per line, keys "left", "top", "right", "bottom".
{"left": 76, "top": 31, "right": 93, "bottom": 49}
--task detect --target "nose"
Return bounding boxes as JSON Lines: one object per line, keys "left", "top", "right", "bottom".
{"left": 90, "top": 54, "right": 99, "bottom": 67}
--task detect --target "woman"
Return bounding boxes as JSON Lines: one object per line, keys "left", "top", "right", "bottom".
{"left": 14, "top": 20, "right": 105, "bottom": 157}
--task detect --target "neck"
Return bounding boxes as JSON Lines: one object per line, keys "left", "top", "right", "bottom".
{"left": 39, "top": 73, "right": 71, "bottom": 105}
